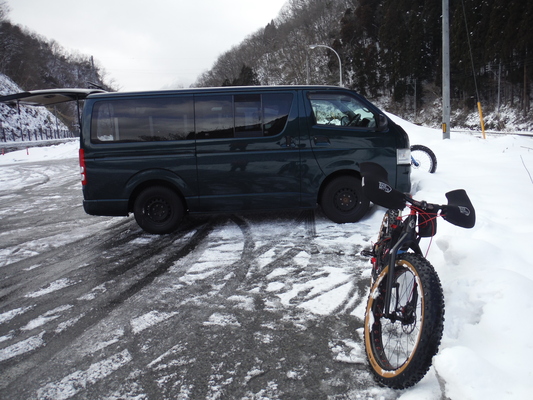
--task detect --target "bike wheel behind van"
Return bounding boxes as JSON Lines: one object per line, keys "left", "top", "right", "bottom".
{"left": 133, "top": 186, "right": 184, "bottom": 234}
{"left": 410, "top": 144, "right": 437, "bottom": 173}
{"left": 364, "top": 253, "right": 444, "bottom": 389}
{"left": 320, "top": 176, "right": 369, "bottom": 223}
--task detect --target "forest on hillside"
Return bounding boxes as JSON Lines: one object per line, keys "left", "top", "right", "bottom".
{"left": 0, "top": 1, "right": 114, "bottom": 130}
{"left": 195, "top": 0, "right": 533, "bottom": 129}
{"left": 0, "top": 2, "right": 112, "bottom": 92}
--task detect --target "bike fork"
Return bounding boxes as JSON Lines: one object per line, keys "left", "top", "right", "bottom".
{"left": 383, "top": 238, "right": 403, "bottom": 317}
{"left": 383, "top": 216, "right": 420, "bottom": 317}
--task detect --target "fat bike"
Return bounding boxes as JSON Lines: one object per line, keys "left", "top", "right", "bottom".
{"left": 359, "top": 162, "right": 475, "bottom": 389}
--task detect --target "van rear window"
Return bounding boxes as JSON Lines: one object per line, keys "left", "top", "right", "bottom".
{"left": 91, "top": 97, "right": 194, "bottom": 143}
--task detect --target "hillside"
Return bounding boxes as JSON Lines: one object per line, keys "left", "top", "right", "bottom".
{"left": 0, "top": 73, "right": 69, "bottom": 143}
{"left": 0, "top": 2, "right": 113, "bottom": 133}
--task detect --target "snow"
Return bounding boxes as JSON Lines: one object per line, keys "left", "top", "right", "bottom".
{"left": 1, "top": 116, "right": 533, "bottom": 399}
{"left": 0, "top": 140, "right": 79, "bottom": 165}
{"left": 203, "top": 312, "right": 242, "bottom": 327}
{"left": 36, "top": 349, "right": 133, "bottom": 400}
{"left": 386, "top": 116, "right": 533, "bottom": 399}
{"left": 131, "top": 311, "right": 179, "bottom": 334}
{"left": 21, "top": 305, "right": 73, "bottom": 331}
{"left": 24, "top": 278, "right": 76, "bottom": 298}
{"left": 0, "top": 73, "right": 69, "bottom": 135}
{"left": 0, "top": 305, "right": 34, "bottom": 324}
{"left": 0, "top": 332, "right": 46, "bottom": 362}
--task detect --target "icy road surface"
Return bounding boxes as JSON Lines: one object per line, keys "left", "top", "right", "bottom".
{"left": 0, "top": 159, "right": 398, "bottom": 399}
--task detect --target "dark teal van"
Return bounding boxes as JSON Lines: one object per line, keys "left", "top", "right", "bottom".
{"left": 1, "top": 86, "right": 411, "bottom": 233}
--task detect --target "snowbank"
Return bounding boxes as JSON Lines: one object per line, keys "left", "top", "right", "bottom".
{"left": 0, "top": 141, "right": 79, "bottom": 165}
{"left": 0, "top": 73, "right": 69, "bottom": 140}
{"left": 389, "top": 116, "right": 533, "bottom": 400}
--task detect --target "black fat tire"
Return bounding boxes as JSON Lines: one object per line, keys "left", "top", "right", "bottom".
{"left": 364, "top": 253, "right": 444, "bottom": 389}
{"left": 133, "top": 186, "right": 184, "bottom": 234}
{"left": 320, "top": 176, "right": 369, "bottom": 223}
{"left": 411, "top": 144, "right": 437, "bottom": 173}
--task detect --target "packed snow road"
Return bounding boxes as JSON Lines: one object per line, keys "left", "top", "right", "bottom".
{"left": 0, "top": 158, "right": 398, "bottom": 399}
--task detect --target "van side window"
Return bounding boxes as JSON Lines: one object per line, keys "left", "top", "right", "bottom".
{"left": 196, "top": 93, "right": 293, "bottom": 140}
{"left": 91, "top": 97, "right": 194, "bottom": 142}
{"left": 263, "top": 93, "right": 292, "bottom": 136}
{"left": 309, "top": 93, "right": 376, "bottom": 129}
{"left": 195, "top": 95, "right": 234, "bottom": 139}
{"left": 235, "top": 94, "right": 262, "bottom": 138}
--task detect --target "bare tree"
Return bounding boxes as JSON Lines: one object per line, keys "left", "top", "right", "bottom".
{"left": 0, "top": 1, "right": 9, "bottom": 22}
{"left": 194, "top": 0, "right": 347, "bottom": 87}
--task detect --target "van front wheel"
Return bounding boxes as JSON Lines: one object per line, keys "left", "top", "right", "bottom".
{"left": 320, "top": 176, "right": 369, "bottom": 223}
{"left": 133, "top": 186, "right": 184, "bottom": 234}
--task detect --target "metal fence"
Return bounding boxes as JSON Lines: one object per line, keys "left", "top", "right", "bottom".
{"left": 0, "top": 126, "right": 75, "bottom": 142}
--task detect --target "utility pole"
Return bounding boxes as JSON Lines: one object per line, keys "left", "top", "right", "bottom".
{"left": 413, "top": 78, "right": 417, "bottom": 122}
{"left": 442, "top": 0, "right": 451, "bottom": 139}
{"left": 524, "top": 58, "right": 529, "bottom": 117}
{"left": 493, "top": 62, "right": 501, "bottom": 115}
{"left": 91, "top": 56, "right": 97, "bottom": 84}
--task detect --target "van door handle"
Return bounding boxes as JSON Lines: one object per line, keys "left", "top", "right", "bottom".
{"left": 278, "top": 136, "right": 297, "bottom": 148}
{"left": 313, "top": 135, "right": 330, "bottom": 146}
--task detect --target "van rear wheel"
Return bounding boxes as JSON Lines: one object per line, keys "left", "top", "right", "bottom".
{"left": 320, "top": 176, "right": 369, "bottom": 223}
{"left": 134, "top": 186, "right": 184, "bottom": 234}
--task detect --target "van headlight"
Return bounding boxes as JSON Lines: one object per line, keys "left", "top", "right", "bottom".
{"left": 397, "top": 148, "right": 411, "bottom": 165}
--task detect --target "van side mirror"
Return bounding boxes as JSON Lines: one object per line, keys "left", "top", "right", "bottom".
{"left": 377, "top": 114, "right": 388, "bottom": 131}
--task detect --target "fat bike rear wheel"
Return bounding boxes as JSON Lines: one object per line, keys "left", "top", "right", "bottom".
{"left": 364, "top": 253, "right": 444, "bottom": 389}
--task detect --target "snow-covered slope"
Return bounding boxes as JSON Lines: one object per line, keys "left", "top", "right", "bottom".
{"left": 0, "top": 73, "right": 68, "bottom": 140}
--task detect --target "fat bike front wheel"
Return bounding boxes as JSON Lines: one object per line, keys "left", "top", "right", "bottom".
{"left": 364, "top": 253, "right": 444, "bottom": 389}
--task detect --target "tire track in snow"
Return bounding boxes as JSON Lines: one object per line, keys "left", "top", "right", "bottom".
{"left": 36, "top": 349, "right": 132, "bottom": 400}
{"left": 117, "top": 210, "right": 375, "bottom": 398}
{"left": 231, "top": 210, "right": 369, "bottom": 317}
{"left": 1, "top": 158, "right": 389, "bottom": 399}
{"left": 0, "top": 217, "right": 136, "bottom": 306}
{"left": 0, "top": 218, "right": 216, "bottom": 395}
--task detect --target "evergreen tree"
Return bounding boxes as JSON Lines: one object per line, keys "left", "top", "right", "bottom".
{"left": 222, "top": 65, "right": 260, "bottom": 86}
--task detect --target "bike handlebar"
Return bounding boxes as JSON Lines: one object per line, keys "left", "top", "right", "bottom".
{"left": 406, "top": 196, "right": 475, "bottom": 229}
{"left": 360, "top": 162, "right": 476, "bottom": 229}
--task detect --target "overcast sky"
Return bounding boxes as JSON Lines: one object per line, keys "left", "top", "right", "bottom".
{"left": 6, "top": 0, "right": 288, "bottom": 91}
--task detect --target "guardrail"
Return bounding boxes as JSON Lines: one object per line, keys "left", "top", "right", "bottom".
{"left": 451, "top": 129, "right": 533, "bottom": 137}
{"left": 1, "top": 126, "right": 75, "bottom": 142}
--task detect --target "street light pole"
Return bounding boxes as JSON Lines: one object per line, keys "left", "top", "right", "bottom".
{"left": 309, "top": 44, "right": 343, "bottom": 87}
